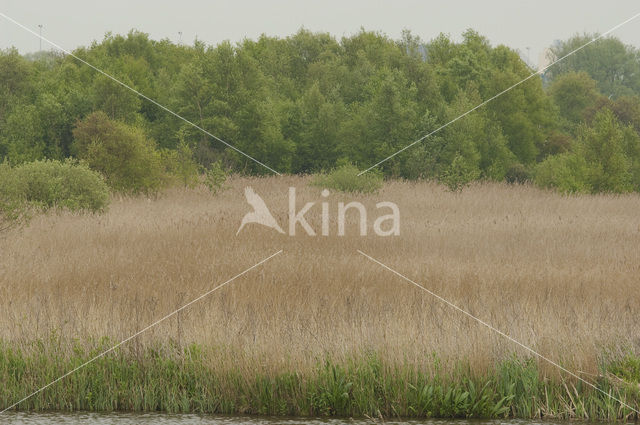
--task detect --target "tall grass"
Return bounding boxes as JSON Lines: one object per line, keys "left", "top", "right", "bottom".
{"left": 1, "top": 340, "right": 638, "bottom": 419}
{"left": 1, "top": 176, "right": 639, "bottom": 418}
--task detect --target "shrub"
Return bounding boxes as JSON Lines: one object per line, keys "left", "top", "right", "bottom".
{"left": 505, "top": 163, "right": 530, "bottom": 184}
{"left": 311, "top": 164, "right": 383, "bottom": 194}
{"left": 204, "top": 160, "right": 228, "bottom": 195}
{"left": 440, "top": 154, "right": 479, "bottom": 192}
{"left": 548, "top": 71, "right": 601, "bottom": 124}
{"left": 533, "top": 153, "right": 590, "bottom": 193}
{"left": 161, "top": 141, "right": 201, "bottom": 188}
{"left": 534, "top": 110, "right": 636, "bottom": 194}
{"left": 0, "top": 159, "right": 109, "bottom": 232}
{"left": 0, "top": 161, "right": 28, "bottom": 232}
{"left": 72, "top": 112, "right": 167, "bottom": 194}
{"left": 578, "top": 110, "right": 632, "bottom": 193}
{"left": 8, "top": 159, "right": 110, "bottom": 212}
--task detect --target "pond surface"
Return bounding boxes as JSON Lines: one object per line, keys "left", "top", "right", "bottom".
{"left": 0, "top": 412, "right": 576, "bottom": 425}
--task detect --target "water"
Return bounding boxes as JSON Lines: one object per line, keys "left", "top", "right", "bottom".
{"left": 0, "top": 413, "right": 572, "bottom": 425}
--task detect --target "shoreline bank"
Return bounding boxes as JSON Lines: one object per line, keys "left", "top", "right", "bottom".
{"left": 2, "top": 342, "right": 638, "bottom": 421}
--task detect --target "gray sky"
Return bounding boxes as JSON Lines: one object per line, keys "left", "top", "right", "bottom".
{"left": 2, "top": 0, "right": 640, "bottom": 66}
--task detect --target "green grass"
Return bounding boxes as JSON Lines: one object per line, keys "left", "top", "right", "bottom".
{"left": 1, "top": 339, "right": 639, "bottom": 421}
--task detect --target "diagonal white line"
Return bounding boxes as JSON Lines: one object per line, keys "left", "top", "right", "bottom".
{"left": 0, "top": 249, "right": 283, "bottom": 414}
{"left": 357, "top": 249, "right": 640, "bottom": 416}
{"left": 0, "top": 12, "right": 281, "bottom": 176}
{"left": 357, "top": 11, "right": 640, "bottom": 176}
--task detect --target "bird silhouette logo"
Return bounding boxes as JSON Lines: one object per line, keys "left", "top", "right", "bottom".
{"left": 236, "top": 186, "right": 285, "bottom": 235}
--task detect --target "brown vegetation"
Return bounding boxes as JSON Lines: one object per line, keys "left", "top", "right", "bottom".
{"left": 1, "top": 176, "right": 639, "bottom": 378}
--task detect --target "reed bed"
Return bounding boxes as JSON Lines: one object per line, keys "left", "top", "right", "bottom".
{"left": 1, "top": 176, "right": 639, "bottom": 418}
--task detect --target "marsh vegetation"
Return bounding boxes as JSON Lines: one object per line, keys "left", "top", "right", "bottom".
{"left": 1, "top": 177, "right": 639, "bottom": 419}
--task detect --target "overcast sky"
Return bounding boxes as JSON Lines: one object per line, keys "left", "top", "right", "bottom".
{"left": 2, "top": 0, "right": 640, "bottom": 66}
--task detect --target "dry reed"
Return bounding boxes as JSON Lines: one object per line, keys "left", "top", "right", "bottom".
{"left": 1, "top": 175, "right": 639, "bottom": 380}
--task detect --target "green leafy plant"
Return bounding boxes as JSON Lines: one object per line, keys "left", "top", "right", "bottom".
{"left": 0, "top": 159, "right": 109, "bottom": 232}
{"left": 534, "top": 110, "right": 637, "bottom": 194}
{"left": 311, "top": 164, "right": 383, "bottom": 194}
{"left": 311, "top": 362, "right": 353, "bottom": 415}
{"left": 9, "top": 159, "right": 110, "bottom": 212}
{"left": 607, "top": 354, "right": 640, "bottom": 384}
{"left": 0, "top": 161, "right": 29, "bottom": 232}
{"left": 505, "top": 163, "right": 530, "bottom": 184}
{"left": 161, "top": 140, "right": 201, "bottom": 188}
{"left": 204, "top": 160, "right": 228, "bottom": 195}
{"left": 534, "top": 153, "right": 590, "bottom": 193}
{"left": 72, "top": 111, "right": 167, "bottom": 195}
{"left": 440, "top": 154, "right": 480, "bottom": 192}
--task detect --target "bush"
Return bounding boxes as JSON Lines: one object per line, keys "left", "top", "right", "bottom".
{"left": 533, "top": 153, "right": 590, "bottom": 193}
{"left": 204, "top": 160, "right": 228, "bottom": 195}
{"left": 0, "top": 161, "right": 28, "bottom": 232}
{"left": 534, "top": 110, "right": 636, "bottom": 194}
{"left": 578, "top": 110, "right": 632, "bottom": 193}
{"left": 161, "top": 141, "right": 201, "bottom": 188}
{"left": 440, "top": 154, "right": 479, "bottom": 192}
{"left": 0, "top": 159, "right": 109, "bottom": 232}
{"left": 8, "top": 159, "right": 110, "bottom": 212}
{"left": 72, "top": 112, "right": 167, "bottom": 194}
{"left": 311, "top": 164, "right": 383, "bottom": 194}
{"left": 505, "top": 163, "right": 530, "bottom": 184}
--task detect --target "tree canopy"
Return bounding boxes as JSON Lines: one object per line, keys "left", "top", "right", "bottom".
{"left": 1, "top": 29, "right": 640, "bottom": 193}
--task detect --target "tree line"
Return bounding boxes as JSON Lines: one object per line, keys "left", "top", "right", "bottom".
{"left": 1, "top": 29, "right": 640, "bottom": 193}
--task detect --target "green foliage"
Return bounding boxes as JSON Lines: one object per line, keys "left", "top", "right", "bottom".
{"left": 292, "top": 83, "right": 341, "bottom": 172}
{"left": 8, "top": 159, "right": 109, "bottom": 212}
{"left": 607, "top": 354, "right": 640, "bottom": 384}
{"left": 1, "top": 341, "right": 638, "bottom": 420}
{"left": 486, "top": 46, "right": 556, "bottom": 165}
{"left": 311, "top": 164, "right": 383, "bottom": 194}
{"left": 440, "top": 153, "right": 480, "bottom": 191}
{"left": 2, "top": 31, "right": 640, "bottom": 194}
{"left": 0, "top": 159, "right": 109, "bottom": 232}
{"left": 72, "top": 112, "right": 167, "bottom": 194}
{"left": 539, "top": 131, "right": 573, "bottom": 158}
{"left": 549, "top": 71, "right": 601, "bottom": 124}
{"left": 622, "top": 126, "right": 640, "bottom": 190}
{"left": 578, "top": 109, "right": 633, "bottom": 193}
{"left": 0, "top": 161, "right": 29, "bottom": 232}
{"left": 547, "top": 34, "right": 640, "bottom": 99}
{"left": 534, "top": 153, "right": 590, "bottom": 193}
{"left": 0, "top": 48, "right": 33, "bottom": 127}
{"left": 161, "top": 140, "right": 200, "bottom": 188}
{"left": 505, "top": 163, "right": 530, "bottom": 184}
{"left": 610, "top": 96, "right": 640, "bottom": 133}
{"left": 311, "top": 362, "right": 353, "bottom": 415}
{"left": 439, "top": 85, "right": 514, "bottom": 182}
{"left": 534, "top": 109, "right": 638, "bottom": 194}
{"left": 91, "top": 75, "right": 142, "bottom": 123}
{"left": 496, "top": 358, "right": 540, "bottom": 417}
{"left": 204, "top": 161, "right": 229, "bottom": 195}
